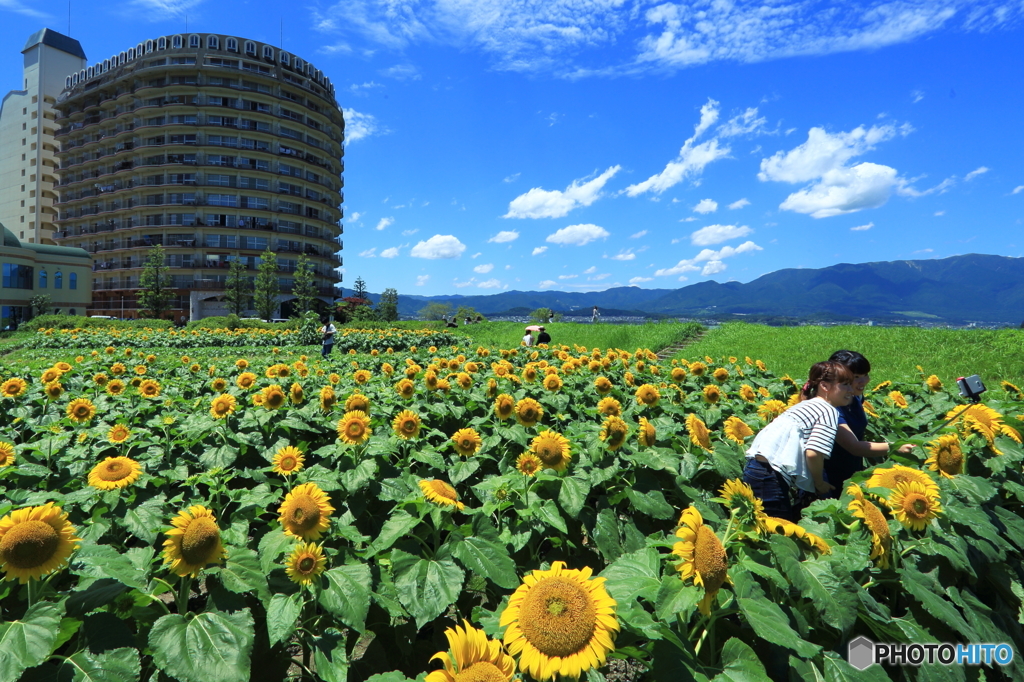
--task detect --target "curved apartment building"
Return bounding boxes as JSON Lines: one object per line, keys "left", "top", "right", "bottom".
{"left": 52, "top": 33, "right": 344, "bottom": 320}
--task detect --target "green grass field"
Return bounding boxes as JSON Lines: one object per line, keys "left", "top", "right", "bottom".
{"left": 678, "top": 322, "right": 1024, "bottom": 387}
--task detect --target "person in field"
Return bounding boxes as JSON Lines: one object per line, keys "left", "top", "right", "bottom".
{"left": 742, "top": 361, "right": 852, "bottom": 521}
{"left": 823, "top": 349, "right": 915, "bottom": 496}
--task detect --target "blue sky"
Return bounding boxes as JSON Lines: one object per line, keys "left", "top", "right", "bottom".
{"left": 3, "top": 0, "right": 1022, "bottom": 296}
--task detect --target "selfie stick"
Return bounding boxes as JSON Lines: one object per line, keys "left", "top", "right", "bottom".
{"left": 919, "top": 375, "right": 985, "bottom": 438}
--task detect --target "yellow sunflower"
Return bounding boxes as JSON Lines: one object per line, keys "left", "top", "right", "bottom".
{"left": 334, "top": 410, "right": 370, "bottom": 445}
{"left": 319, "top": 386, "right": 337, "bottom": 412}
{"left": 278, "top": 483, "right": 335, "bottom": 540}
{"left": 0, "top": 503, "right": 80, "bottom": 583}
{"left": 723, "top": 416, "right": 754, "bottom": 444}
{"left": 235, "top": 359, "right": 249, "bottom": 370}
{"left": 494, "top": 394, "right": 515, "bottom": 421}
{"left": 345, "top": 393, "right": 370, "bottom": 414}
{"left": 925, "top": 375, "right": 942, "bottom": 392}
{"left": 634, "top": 383, "right": 660, "bottom": 407}
{"left": 66, "top": 398, "right": 96, "bottom": 424}
{"left": 888, "top": 481, "right": 943, "bottom": 531}
{"left": 516, "top": 452, "right": 542, "bottom": 477}
{"left": 138, "top": 379, "right": 161, "bottom": 398}
{"left": 44, "top": 382, "right": 64, "bottom": 400}
{"left": 846, "top": 485, "right": 891, "bottom": 568}
{"left": 452, "top": 428, "right": 482, "bottom": 457}
{"left": 531, "top": 430, "right": 572, "bottom": 471}
{"left": 597, "top": 397, "right": 622, "bottom": 417}
{"left": 500, "top": 561, "right": 618, "bottom": 681}
{"left": 712, "top": 367, "right": 729, "bottom": 382}
{"left": 210, "top": 393, "right": 237, "bottom": 420}
{"left": 543, "top": 374, "right": 563, "bottom": 392}
{"left": 516, "top": 398, "right": 544, "bottom": 427}
{"left": 392, "top": 410, "right": 422, "bottom": 440}
{"left": 689, "top": 362, "right": 707, "bottom": 377}
{"left": 162, "top": 506, "right": 226, "bottom": 577}
{"left": 285, "top": 542, "right": 327, "bottom": 585}
{"left": 1, "top": 377, "right": 28, "bottom": 398}
{"left": 105, "top": 379, "right": 125, "bottom": 397}
{"left": 353, "top": 369, "right": 372, "bottom": 385}
{"left": 54, "top": 362, "right": 72, "bottom": 372}
{"left": 236, "top": 372, "right": 257, "bottom": 390}
{"left": 872, "top": 380, "right": 891, "bottom": 392}
{"left": 211, "top": 377, "right": 228, "bottom": 393}
{"left": 261, "top": 384, "right": 287, "bottom": 410}
{"left": 88, "top": 456, "right": 143, "bottom": 490}
{"left": 0, "top": 442, "right": 15, "bottom": 467}
{"left": 702, "top": 384, "right": 722, "bottom": 404}
{"left": 426, "top": 620, "right": 516, "bottom": 682}
{"left": 738, "top": 384, "right": 756, "bottom": 402}
{"left": 686, "top": 414, "right": 713, "bottom": 451}
{"left": 924, "top": 434, "right": 963, "bottom": 479}
{"left": 272, "top": 446, "right": 305, "bottom": 476}
{"left": 717, "top": 479, "right": 766, "bottom": 532}
{"left": 637, "top": 417, "right": 656, "bottom": 448}
{"left": 669, "top": 367, "right": 687, "bottom": 382}
{"left": 757, "top": 400, "right": 787, "bottom": 421}
{"left": 419, "top": 479, "right": 465, "bottom": 511}
{"left": 865, "top": 465, "right": 938, "bottom": 495}
{"left": 41, "top": 367, "right": 63, "bottom": 384}
{"left": 288, "top": 382, "right": 304, "bottom": 405}
{"left": 456, "top": 372, "right": 473, "bottom": 389}
{"left": 134, "top": 365, "right": 148, "bottom": 376}
{"left": 888, "top": 391, "right": 908, "bottom": 409}
{"left": 673, "top": 507, "right": 728, "bottom": 615}
{"left": 761, "top": 516, "right": 831, "bottom": 553}
{"left": 396, "top": 378, "right": 416, "bottom": 399}
{"left": 106, "top": 424, "right": 131, "bottom": 444}
{"left": 948, "top": 404, "right": 1019, "bottom": 450}
{"left": 599, "top": 416, "right": 629, "bottom": 451}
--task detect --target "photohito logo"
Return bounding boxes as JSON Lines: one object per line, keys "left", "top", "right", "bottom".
{"left": 848, "top": 636, "right": 1014, "bottom": 670}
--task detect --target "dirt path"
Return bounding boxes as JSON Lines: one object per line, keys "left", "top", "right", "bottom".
{"left": 656, "top": 329, "right": 706, "bottom": 360}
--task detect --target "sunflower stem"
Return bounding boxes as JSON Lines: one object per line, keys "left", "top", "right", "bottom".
{"left": 26, "top": 579, "right": 38, "bottom": 606}
{"left": 176, "top": 575, "right": 193, "bottom": 615}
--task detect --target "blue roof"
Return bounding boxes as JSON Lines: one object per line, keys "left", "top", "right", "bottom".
{"left": 23, "top": 29, "right": 86, "bottom": 60}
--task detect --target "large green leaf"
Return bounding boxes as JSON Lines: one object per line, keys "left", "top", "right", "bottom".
{"left": 736, "top": 597, "right": 819, "bottom": 658}
{"left": 534, "top": 499, "right": 568, "bottom": 534}
{"left": 558, "top": 475, "right": 590, "bottom": 518}
{"left": 256, "top": 530, "right": 295, "bottom": 575}
{"left": 198, "top": 444, "right": 238, "bottom": 469}
{"left": 899, "top": 568, "right": 978, "bottom": 641}
{"left": 654, "top": 575, "right": 701, "bottom": 622}
{"left": 450, "top": 535, "right": 520, "bottom": 590}
{"left": 591, "top": 509, "right": 622, "bottom": 561}
{"left": 365, "top": 512, "right": 421, "bottom": 557}
{"left": 266, "top": 593, "right": 302, "bottom": 648}
{"left": 319, "top": 564, "right": 372, "bottom": 633}
{"left": 601, "top": 548, "right": 662, "bottom": 603}
{"left": 392, "top": 549, "right": 465, "bottom": 629}
{"left": 768, "top": 536, "right": 857, "bottom": 633}
{"left": 121, "top": 493, "right": 166, "bottom": 544}
{"left": 219, "top": 546, "right": 270, "bottom": 603}
{"left": 148, "top": 610, "right": 254, "bottom": 682}
{"left": 626, "top": 489, "right": 675, "bottom": 519}
{"left": 821, "top": 651, "right": 891, "bottom": 682}
{"left": 340, "top": 459, "right": 377, "bottom": 493}
{"left": 711, "top": 637, "right": 771, "bottom": 682}
{"left": 58, "top": 648, "right": 141, "bottom": 682}
{"left": 312, "top": 628, "right": 348, "bottom": 682}
{"left": 72, "top": 544, "right": 147, "bottom": 590}
{"left": 0, "top": 602, "right": 64, "bottom": 682}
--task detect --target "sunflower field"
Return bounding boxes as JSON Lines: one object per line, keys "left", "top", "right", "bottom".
{"left": 1, "top": 334, "right": 1024, "bottom": 682}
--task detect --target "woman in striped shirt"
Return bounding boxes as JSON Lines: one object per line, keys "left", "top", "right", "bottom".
{"left": 743, "top": 361, "right": 854, "bottom": 521}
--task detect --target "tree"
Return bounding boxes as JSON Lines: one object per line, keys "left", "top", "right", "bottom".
{"left": 419, "top": 302, "right": 453, "bottom": 321}
{"left": 29, "top": 294, "right": 53, "bottom": 318}
{"left": 253, "top": 248, "right": 280, "bottom": 321}
{"left": 353, "top": 276, "right": 369, "bottom": 300}
{"left": 291, "top": 254, "right": 318, "bottom": 317}
{"left": 530, "top": 307, "right": 561, "bottom": 323}
{"left": 224, "top": 259, "right": 251, "bottom": 316}
{"left": 455, "top": 305, "right": 485, "bottom": 323}
{"left": 138, "top": 245, "right": 172, "bottom": 319}
{"left": 376, "top": 288, "right": 399, "bottom": 322}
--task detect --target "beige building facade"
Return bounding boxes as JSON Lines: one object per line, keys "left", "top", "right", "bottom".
{"left": 0, "top": 30, "right": 87, "bottom": 245}
{"left": 1, "top": 223, "right": 92, "bottom": 329}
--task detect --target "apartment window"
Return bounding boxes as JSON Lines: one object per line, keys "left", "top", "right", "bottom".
{"left": 2, "top": 264, "right": 33, "bottom": 289}
{"left": 207, "top": 194, "right": 238, "bottom": 207}
{"left": 240, "top": 157, "right": 268, "bottom": 171}
{"left": 278, "top": 200, "right": 299, "bottom": 214}
{"left": 208, "top": 76, "right": 235, "bottom": 87}
{"left": 146, "top": 40, "right": 154, "bottom": 53}
{"left": 170, "top": 76, "right": 197, "bottom": 85}
{"left": 240, "top": 196, "right": 268, "bottom": 210}
{"left": 168, "top": 213, "right": 196, "bottom": 226}
{"left": 279, "top": 181, "right": 300, "bottom": 196}
{"left": 206, "top": 214, "right": 236, "bottom": 226}
{"left": 170, "top": 57, "right": 196, "bottom": 65}
{"left": 169, "top": 114, "right": 197, "bottom": 124}
{"left": 240, "top": 138, "right": 268, "bottom": 151}
{"left": 145, "top": 116, "right": 165, "bottom": 126}
{"left": 240, "top": 176, "right": 268, "bottom": 190}
{"left": 207, "top": 36, "right": 220, "bottom": 50}
{"left": 158, "top": 37, "right": 167, "bottom": 49}
{"left": 173, "top": 35, "right": 182, "bottom": 48}
{"left": 70, "top": 272, "right": 77, "bottom": 289}
{"left": 262, "top": 46, "right": 274, "bottom": 60}
{"left": 208, "top": 135, "right": 238, "bottom": 147}
{"left": 241, "top": 236, "right": 267, "bottom": 250}
{"left": 39, "top": 270, "right": 47, "bottom": 288}
{"left": 280, "top": 126, "right": 302, "bottom": 140}
{"left": 294, "top": 57, "right": 304, "bottom": 71}
{"left": 280, "top": 52, "right": 290, "bottom": 66}
{"left": 245, "top": 41, "right": 256, "bottom": 55}
{"left": 205, "top": 174, "right": 234, "bottom": 187}
{"left": 189, "top": 35, "right": 200, "bottom": 48}
{"left": 170, "top": 134, "right": 197, "bottom": 145}
{"left": 54, "top": 271, "right": 63, "bottom": 289}
{"left": 206, "top": 155, "right": 235, "bottom": 167}
{"left": 226, "top": 38, "right": 238, "bottom": 52}
{"left": 279, "top": 162, "right": 302, "bottom": 178}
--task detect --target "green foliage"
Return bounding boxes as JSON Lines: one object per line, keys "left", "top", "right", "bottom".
{"left": 454, "top": 305, "right": 484, "bottom": 323}
{"left": 376, "top": 288, "right": 400, "bottom": 322}
{"left": 352, "top": 276, "right": 369, "bottom": 300}
{"left": 529, "top": 307, "right": 561, "bottom": 323}
{"left": 291, "top": 255, "right": 318, "bottom": 318}
{"left": 137, "top": 245, "right": 173, "bottom": 319}
{"left": 252, "top": 249, "right": 280, "bottom": 322}
{"left": 223, "top": 260, "right": 251, "bottom": 317}
{"left": 29, "top": 294, "right": 53, "bottom": 318}
{"left": 27, "top": 315, "right": 174, "bottom": 330}
{"left": 418, "top": 302, "right": 453, "bottom": 321}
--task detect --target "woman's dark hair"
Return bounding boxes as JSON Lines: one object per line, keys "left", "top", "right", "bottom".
{"left": 829, "top": 349, "right": 870, "bottom": 374}
{"left": 801, "top": 361, "right": 854, "bottom": 401}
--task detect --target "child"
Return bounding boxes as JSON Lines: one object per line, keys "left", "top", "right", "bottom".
{"left": 319, "top": 317, "right": 336, "bottom": 358}
{"left": 742, "top": 361, "right": 853, "bottom": 521}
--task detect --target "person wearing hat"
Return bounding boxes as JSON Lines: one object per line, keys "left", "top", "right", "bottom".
{"left": 537, "top": 326, "right": 551, "bottom": 345}
{"left": 522, "top": 327, "right": 534, "bottom": 346}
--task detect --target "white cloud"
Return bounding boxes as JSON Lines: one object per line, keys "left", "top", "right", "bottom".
{"left": 477, "top": 279, "right": 503, "bottom": 289}
{"left": 625, "top": 99, "right": 730, "bottom": 196}
{"left": 629, "top": 276, "right": 653, "bottom": 284}
{"left": 504, "top": 173, "right": 521, "bottom": 183}
{"left": 488, "top": 230, "right": 520, "bottom": 243}
{"left": 728, "top": 198, "right": 750, "bottom": 210}
{"left": 702, "top": 260, "right": 727, "bottom": 276}
{"left": 474, "top": 263, "right": 494, "bottom": 274}
{"left": 679, "top": 217, "right": 698, "bottom": 223}
{"left": 380, "top": 246, "right": 401, "bottom": 258}
{"left": 532, "top": 246, "right": 548, "bottom": 256}
{"left": 690, "top": 224, "right": 753, "bottom": 246}
{"left": 349, "top": 211, "right": 363, "bottom": 223}
{"left": 608, "top": 250, "right": 636, "bottom": 261}
{"left": 505, "top": 166, "right": 621, "bottom": 219}
{"left": 850, "top": 222, "right": 874, "bottom": 231}
{"left": 416, "top": 275, "right": 429, "bottom": 286}
{"left": 342, "top": 108, "right": 389, "bottom": 144}
{"left": 410, "top": 234, "right": 466, "bottom": 259}
{"left": 349, "top": 81, "right": 383, "bottom": 96}
{"left": 590, "top": 273, "right": 611, "bottom": 281}
{"left": 913, "top": 248, "right": 934, "bottom": 254}
{"left": 583, "top": 266, "right": 597, "bottom": 274}
{"left": 693, "top": 198, "right": 718, "bottom": 214}
{"left": 0, "top": 0, "right": 51, "bottom": 18}
{"left": 655, "top": 240, "right": 762, "bottom": 277}
{"left": 912, "top": 90, "right": 925, "bottom": 103}
{"left": 934, "top": 211, "right": 945, "bottom": 216}
{"left": 381, "top": 64, "right": 421, "bottom": 80}
{"left": 402, "top": 229, "right": 418, "bottom": 236}
{"left": 964, "top": 167, "right": 989, "bottom": 181}
{"left": 558, "top": 275, "right": 578, "bottom": 280}
{"left": 1012, "top": 186, "right": 1024, "bottom": 195}
{"left": 630, "top": 230, "right": 647, "bottom": 239}
{"left": 546, "top": 224, "right": 610, "bottom": 246}
{"left": 717, "top": 108, "right": 768, "bottom": 137}
{"left": 375, "top": 217, "right": 394, "bottom": 231}
{"left": 471, "top": 252, "right": 481, "bottom": 258}
{"left": 453, "top": 279, "right": 476, "bottom": 288}
{"left": 359, "top": 248, "right": 377, "bottom": 258}
{"left": 655, "top": 262, "right": 701, "bottom": 277}
{"left": 539, "top": 280, "right": 557, "bottom": 288}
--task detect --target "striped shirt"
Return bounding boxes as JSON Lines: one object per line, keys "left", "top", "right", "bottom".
{"left": 746, "top": 397, "right": 840, "bottom": 492}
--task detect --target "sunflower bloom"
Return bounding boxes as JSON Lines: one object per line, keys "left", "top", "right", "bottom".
{"left": 865, "top": 465, "right": 938, "bottom": 495}
{"left": 599, "top": 416, "right": 629, "bottom": 451}
{"left": 210, "top": 394, "right": 237, "bottom": 419}
{"left": 353, "top": 369, "right": 372, "bottom": 385}
{"left": 597, "top": 397, "right": 621, "bottom": 417}
{"left": 673, "top": 507, "right": 729, "bottom": 616}
{"left": 0, "top": 503, "right": 80, "bottom": 583}
{"left": 396, "top": 378, "right": 416, "bottom": 399}
{"left": 543, "top": 374, "right": 563, "bottom": 392}
{"left": 285, "top": 542, "right": 327, "bottom": 585}
{"left": 261, "top": 384, "right": 287, "bottom": 410}
{"left": 0, "top": 377, "right": 28, "bottom": 398}
{"left": 392, "top": 410, "right": 422, "bottom": 440}
{"left": 66, "top": 398, "right": 96, "bottom": 424}
{"left": 702, "top": 385, "right": 722, "bottom": 404}
{"left": 593, "top": 376, "right": 613, "bottom": 395}
{"left": 516, "top": 452, "right": 542, "bottom": 477}
{"left": 723, "top": 416, "right": 754, "bottom": 444}
{"left": 757, "top": 400, "right": 787, "bottom": 421}
{"left": 689, "top": 362, "right": 707, "bottom": 377}
{"left": 162, "top": 506, "right": 226, "bottom": 577}
{"left": 637, "top": 417, "right": 656, "bottom": 448}
{"left": 0, "top": 442, "right": 15, "bottom": 467}
{"left": 516, "top": 398, "right": 544, "bottom": 427}
{"left": 419, "top": 479, "right": 464, "bottom": 511}
{"left": 88, "top": 456, "right": 143, "bottom": 490}
{"left": 41, "top": 367, "right": 63, "bottom": 384}
{"left": 738, "top": 384, "right": 756, "bottom": 402}
{"left": 337, "top": 411, "right": 372, "bottom": 445}
{"left": 761, "top": 516, "right": 831, "bottom": 554}
{"left": 712, "top": 368, "right": 729, "bottom": 382}
{"left": 886, "top": 480, "right": 942, "bottom": 532}
{"left": 888, "top": 391, "right": 908, "bottom": 409}
{"left": 500, "top": 561, "right": 618, "bottom": 681}
{"left": 717, "top": 479, "right": 766, "bottom": 533}
{"left": 686, "top": 414, "right": 712, "bottom": 451}
{"left": 426, "top": 620, "right": 515, "bottom": 682}
{"left": 138, "top": 379, "right": 161, "bottom": 398}
{"left": 924, "top": 434, "right": 963, "bottom": 478}
{"left": 211, "top": 377, "right": 228, "bottom": 393}
{"left": 236, "top": 372, "right": 257, "bottom": 390}
{"left": 634, "top": 384, "right": 660, "bottom": 407}
{"left": 847, "top": 485, "right": 891, "bottom": 568}
{"left": 493, "top": 394, "right": 515, "bottom": 421}
{"left": 670, "top": 367, "right": 687, "bottom": 382}
{"left": 318, "top": 386, "right": 337, "bottom": 412}
{"left": 278, "top": 483, "right": 335, "bottom": 540}
{"left": 925, "top": 375, "right": 942, "bottom": 392}
{"left": 452, "top": 428, "right": 482, "bottom": 457}
{"left": 272, "top": 446, "right": 305, "bottom": 476}
{"left": 531, "top": 430, "right": 572, "bottom": 471}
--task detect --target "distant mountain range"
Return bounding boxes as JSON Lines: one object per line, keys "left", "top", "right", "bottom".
{"left": 353, "top": 254, "right": 1024, "bottom": 324}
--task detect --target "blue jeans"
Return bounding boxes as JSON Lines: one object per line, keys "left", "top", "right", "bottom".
{"left": 322, "top": 342, "right": 333, "bottom": 358}
{"left": 743, "top": 459, "right": 800, "bottom": 522}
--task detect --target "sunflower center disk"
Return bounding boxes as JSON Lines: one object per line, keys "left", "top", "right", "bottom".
{"left": 179, "top": 517, "right": 221, "bottom": 565}
{"left": 100, "top": 461, "right": 127, "bottom": 480}
{"left": 694, "top": 526, "right": 728, "bottom": 591}
{"left": 298, "top": 556, "right": 316, "bottom": 573}
{"left": 911, "top": 498, "right": 928, "bottom": 516}
{"left": 519, "top": 577, "right": 597, "bottom": 658}
{"left": 0, "top": 520, "right": 60, "bottom": 569}
{"left": 289, "top": 498, "right": 322, "bottom": 531}
{"left": 454, "top": 661, "right": 507, "bottom": 682}
{"left": 281, "top": 457, "right": 296, "bottom": 471}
